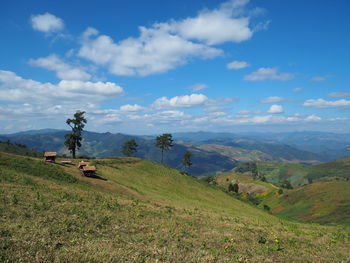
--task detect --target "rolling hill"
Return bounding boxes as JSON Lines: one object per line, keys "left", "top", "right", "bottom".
{"left": 1, "top": 151, "right": 349, "bottom": 262}
{"left": 215, "top": 171, "right": 350, "bottom": 225}
{"left": 266, "top": 181, "right": 350, "bottom": 225}
{"left": 215, "top": 156, "right": 350, "bottom": 226}
{"left": 233, "top": 158, "right": 350, "bottom": 188}
{"left": 0, "top": 141, "right": 42, "bottom": 157}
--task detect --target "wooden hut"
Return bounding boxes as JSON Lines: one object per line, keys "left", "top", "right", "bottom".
{"left": 78, "top": 161, "right": 90, "bottom": 170}
{"left": 44, "top": 152, "right": 57, "bottom": 162}
{"left": 82, "top": 165, "right": 96, "bottom": 177}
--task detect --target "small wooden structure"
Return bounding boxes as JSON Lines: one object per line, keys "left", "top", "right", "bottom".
{"left": 82, "top": 165, "right": 96, "bottom": 177}
{"left": 78, "top": 161, "right": 90, "bottom": 170}
{"left": 44, "top": 152, "right": 57, "bottom": 163}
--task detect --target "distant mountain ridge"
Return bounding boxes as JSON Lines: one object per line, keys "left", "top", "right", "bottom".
{"left": 2, "top": 129, "right": 348, "bottom": 175}
{"left": 0, "top": 130, "right": 237, "bottom": 176}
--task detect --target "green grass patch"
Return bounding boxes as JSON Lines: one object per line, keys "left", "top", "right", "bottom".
{"left": 0, "top": 153, "right": 350, "bottom": 262}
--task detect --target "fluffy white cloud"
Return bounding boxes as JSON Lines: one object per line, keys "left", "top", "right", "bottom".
{"left": 152, "top": 94, "right": 208, "bottom": 109}
{"left": 244, "top": 67, "right": 294, "bottom": 81}
{"left": 305, "top": 115, "right": 321, "bottom": 122}
{"left": 79, "top": 27, "right": 221, "bottom": 76}
{"left": 78, "top": 0, "right": 262, "bottom": 76}
{"left": 29, "top": 54, "right": 91, "bottom": 80}
{"left": 0, "top": 70, "right": 123, "bottom": 104}
{"left": 328, "top": 91, "right": 350, "bottom": 98}
{"left": 303, "top": 98, "right": 350, "bottom": 108}
{"left": 31, "top": 13, "right": 64, "bottom": 33}
{"left": 119, "top": 104, "right": 145, "bottom": 112}
{"left": 169, "top": 0, "right": 253, "bottom": 45}
{"left": 227, "top": 60, "right": 249, "bottom": 70}
{"left": 267, "top": 104, "right": 284, "bottom": 114}
{"left": 188, "top": 83, "right": 208, "bottom": 91}
{"left": 260, "top": 96, "right": 284, "bottom": 103}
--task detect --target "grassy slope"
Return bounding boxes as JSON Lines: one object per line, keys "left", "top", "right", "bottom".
{"left": 263, "top": 181, "right": 350, "bottom": 225}
{"left": 253, "top": 160, "right": 350, "bottom": 187}
{"left": 1, "top": 152, "right": 349, "bottom": 262}
{"left": 0, "top": 142, "right": 42, "bottom": 157}
{"left": 216, "top": 171, "right": 350, "bottom": 226}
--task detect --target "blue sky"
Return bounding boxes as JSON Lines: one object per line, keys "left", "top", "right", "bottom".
{"left": 1, "top": 0, "right": 350, "bottom": 134}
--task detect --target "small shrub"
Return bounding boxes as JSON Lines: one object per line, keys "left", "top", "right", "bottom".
{"left": 263, "top": 204, "right": 271, "bottom": 212}
{"left": 228, "top": 183, "right": 239, "bottom": 193}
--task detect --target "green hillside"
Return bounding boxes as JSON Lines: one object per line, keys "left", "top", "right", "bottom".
{"left": 0, "top": 141, "right": 42, "bottom": 157}
{"left": 233, "top": 159, "right": 350, "bottom": 188}
{"left": 216, "top": 169, "right": 350, "bottom": 226}
{"left": 1, "top": 152, "right": 349, "bottom": 262}
{"left": 262, "top": 181, "right": 350, "bottom": 225}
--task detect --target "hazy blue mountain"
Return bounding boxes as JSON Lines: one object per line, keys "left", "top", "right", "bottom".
{"left": 240, "top": 131, "right": 350, "bottom": 159}
{"left": 4, "top": 129, "right": 67, "bottom": 137}
{"left": 2, "top": 129, "right": 347, "bottom": 174}
{"left": 0, "top": 130, "right": 237, "bottom": 176}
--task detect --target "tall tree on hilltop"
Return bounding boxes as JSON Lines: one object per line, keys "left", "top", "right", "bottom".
{"left": 155, "top": 133, "right": 173, "bottom": 164}
{"left": 64, "top": 111, "right": 87, "bottom": 159}
{"left": 182, "top": 151, "right": 193, "bottom": 173}
{"left": 121, "top": 139, "right": 138, "bottom": 157}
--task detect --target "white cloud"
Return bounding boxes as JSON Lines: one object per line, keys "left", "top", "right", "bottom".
{"left": 79, "top": 27, "right": 221, "bottom": 76}
{"left": 208, "top": 111, "right": 226, "bottom": 117}
{"left": 119, "top": 104, "right": 145, "bottom": 112}
{"left": 237, "top": 110, "right": 251, "bottom": 115}
{"left": 141, "top": 110, "right": 192, "bottom": 125}
{"left": 227, "top": 60, "right": 249, "bottom": 70}
{"left": 244, "top": 67, "right": 294, "bottom": 81}
{"left": 0, "top": 70, "right": 123, "bottom": 104}
{"left": 31, "top": 13, "right": 64, "bottom": 33}
{"left": 303, "top": 98, "right": 350, "bottom": 108}
{"left": 310, "top": 75, "right": 332, "bottom": 82}
{"left": 292, "top": 87, "right": 302, "bottom": 92}
{"left": 305, "top": 115, "right": 321, "bottom": 122}
{"left": 78, "top": 0, "right": 263, "bottom": 76}
{"left": 205, "top": 97, "right": 239, "bottom": 106}
{"left": 328, "top": 91, "right": 350, "bottom": 98}
{"left": 170, "top": 0, "right": 253, "bottom": 45}
{"left": 188, "top": 83, "right": 208, "bottom": 91}
{"left": 152, "top": 94, "right": 208, "bottom": 109}
{"left": 267, "top": 104, "right": 284, "bottom": 114}
{"left": 29, "top": 54, "right": 91, "bottom": 81}
{"left": 260, "top": 96, "right": 284, "bottom": 103}
{"left": 230, "top": 114, "right": 322, "bottom": 124}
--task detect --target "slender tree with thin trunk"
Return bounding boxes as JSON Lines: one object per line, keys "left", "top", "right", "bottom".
{"left": 155, "top": 133, "right": 173, "bottom": 164}
{"left": 182, "top": 151, "right": 192, "bottom": 173}
{"left": 64, "top": 111, "right": 87, "bottom": 159}
{"left": 121, "top": 139, "right": 138, "bottom": 157}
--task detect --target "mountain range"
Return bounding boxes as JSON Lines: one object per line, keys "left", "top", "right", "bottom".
{"left": 2, "top": 129, "right": 350, "bottom": 175}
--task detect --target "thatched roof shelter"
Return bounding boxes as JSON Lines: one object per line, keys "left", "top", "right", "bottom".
{"left": 81, "top": 165, "right": 97, "bottom": 176}
{"left": 83, "top": 165, "right": 96, "bottom": 171}
{"left": 44, "top": 152, "right": 57, "bottom": 162}
{"left": 44, "top": 152, "right": 57, "bottom": 157}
